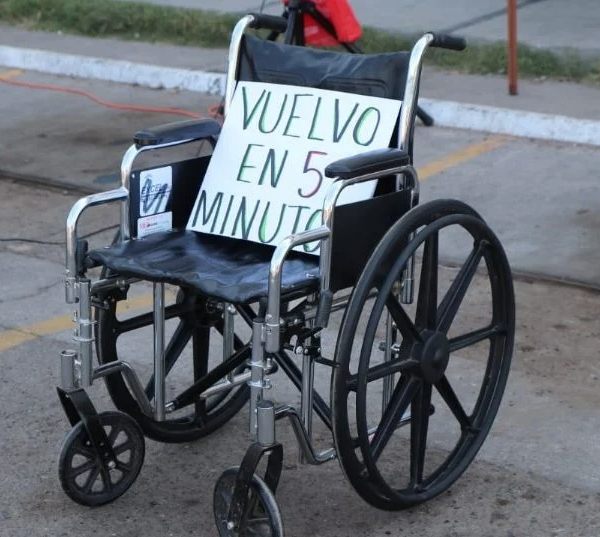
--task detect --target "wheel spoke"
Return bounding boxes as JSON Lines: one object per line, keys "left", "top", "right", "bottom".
{"left": 449, "top": 324, "right": 504, "bottom": 353}
{"left": 73, "top": 444, "right": 96, "bottom": 460}
{"left": 113, "top": 441, "right": 134, "bottom": 457}
{"left": 435, "top": 375, "right": 473, "bottom": 431}
{"left": 386, "top": 294, "right": 422, "bottom": 343}
{"left": 415, "top": 232, "right": 439, "bottom": 331}
{"left": 346, "top": 356, "right": 417, "bottom": 391}
{"left": 115, "top": 459, "right": 134, "bottom": 474}
{"left": 437, "top": 242, "right": 485, "bottom": 334}
{"left": 66, "top": 459, "right": 97, "bottom": 479}
{"left": 410, "top": 380, "right": 432, "bottom": 487}
{"left": 100, "top": 466, "right": 113, "bottom": 492}
{"left": 82, "top": 466, "right": 101, "bottom": 495}
{"left": 370, "top": 375, "right": 420, "bottom": 461}
{"left": 107, "top": 424, "right": 120, "bottom": 446}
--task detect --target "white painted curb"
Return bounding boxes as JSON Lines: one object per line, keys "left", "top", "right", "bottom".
{"left": 420, "top": 98, "right": 600, "bottom": 147}
{"left": 0, "top": 45, "right": 226, "bottom": 95}
{"left": 2, "top": 45, "right": 600, "bottom": 147}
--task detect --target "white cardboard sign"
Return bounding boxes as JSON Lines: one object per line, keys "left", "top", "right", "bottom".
{"left": 186, "top": 81, "right": 401, "bottom": 254}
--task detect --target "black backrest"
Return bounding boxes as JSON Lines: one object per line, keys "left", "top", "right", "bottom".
{"left": 238, "top": 35, "right": 414, "bottom": 161}
{"left": 237, "top": 36, "right": 416, "bottom": 292}
{"left": 238, "top": 35, "right": 410, "bottom": 100}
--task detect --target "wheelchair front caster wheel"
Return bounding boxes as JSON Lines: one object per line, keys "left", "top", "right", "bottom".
{"left": 58, "top": 410, "right": 145, "bottom": 506}
{"left": 214, "top": 467, "right": 284, "bottom": 537}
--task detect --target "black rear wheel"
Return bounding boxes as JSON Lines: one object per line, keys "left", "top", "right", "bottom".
{"left": 332, "top": 199, "right": 515, "bottom": 510}
{"left": 95, "top": 285, "right": 250, "bottom": 443}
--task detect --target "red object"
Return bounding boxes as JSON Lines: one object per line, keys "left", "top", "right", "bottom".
{"left": 282, "top": 0, "right": 362, "bottom": 46}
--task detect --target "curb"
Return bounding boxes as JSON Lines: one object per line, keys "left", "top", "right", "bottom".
{"left": 0, "top": 45, "right": 226, "bottom": 95}
{"left": 1, "top": 45, "right": 600, "bottom": 147}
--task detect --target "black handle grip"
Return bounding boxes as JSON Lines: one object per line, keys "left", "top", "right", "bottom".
{"left": 429, "top": 33, "right": 467, "bottom": 51}
{"left": 248, "top": 13, "right": 288, "bottom": 33}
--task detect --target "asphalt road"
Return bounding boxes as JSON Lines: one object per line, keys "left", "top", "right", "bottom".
{"left": 1, "top": 170, "right": 600, "bottom": 537}
{"left": 1, "top": 68, "right": 600, "bottom": 537}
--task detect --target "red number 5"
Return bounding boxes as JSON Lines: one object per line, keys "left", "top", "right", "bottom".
{"left": 298, "top": 151, "right": 328, "bottom": 198}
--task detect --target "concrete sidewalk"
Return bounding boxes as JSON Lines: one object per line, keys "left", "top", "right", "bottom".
{"left": 2, "top": 25, "right": 600, "bottom": 147}
{"left": 1, "top": 5, "right": 599, "bottom": 289}
{"left": 127, "top": 0, "right": 600, "bottom": 55}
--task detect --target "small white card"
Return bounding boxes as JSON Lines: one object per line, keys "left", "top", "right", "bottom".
{"left": 140, "top": 166, "right": 172, "bottom": 216}
{"left": 186, "top": 81, "right": 401, "bottom": 254}
{"left": 138, "top": 211, "right": 173, "bottom": 238}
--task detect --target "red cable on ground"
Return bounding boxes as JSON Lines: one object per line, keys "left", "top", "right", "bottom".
{"left": 0, "top": 74, "right": 223, "bottom": 120}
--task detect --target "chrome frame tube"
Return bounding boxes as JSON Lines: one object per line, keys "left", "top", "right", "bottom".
{"left": 265, "top": 164, "right": 417, "bottom": 353}
{"left": 76, "top": 279, "right": 94, "bottom": 387}
{"left": 292, "top": 290, "right": 352, "bottom": 322}
{"left": 119, "top": 144, "right": 140, "bottom": 241}
{"left": 60, "top": 350, "right": 77, "bottom": 390}
{"left": 320, "top": 164, "right": 417, "bottom": 298}
{"left": 265, "top": 226, "right": 330, "bottom": 353}
{"left": 93, "top": 361, "right": 154, "bottom": 416}
{"left": 276, "top": 405, "right": 336, "bottom": 465}
{"left": 249, "top": 319, "right": 266, "bottom": 440}
{"left": 300, "top": 354, "right": 315, "bottom": 463}
{"left": 400, "top": 165, "right": 419, "bottom": 304}
{"left": 198, "top": 370, "right": 252, "bottom": 400}
{"left": 299, "top": 311, "right": 317, "bottom": 463}
{"left": 153, "top": 283, "right": 166, "bottom": 421}
{"left": 225, "top": 15, "right": 255, "bottom": 117}
{"left": 66, "top": 136, "right": 202, "bottom": 303}
{"left": 257, "top": 400, "right": 276, "bottom": 447}
{"left": 179, "top": 359, "right": 275, "bottom": 402}
{"left": 397, "top": 33, "right": 436, "bottom": 152}
{"left": 223, "top": 303, "right": 235, "bottom": 382}
{"left": 90, "top": 276, "right": 139, "bottom": 295}
{"left": 65, "top": 188, "right": 128, "bottom": 303}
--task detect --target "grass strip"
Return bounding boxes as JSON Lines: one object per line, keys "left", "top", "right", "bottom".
{"left": 1, "top": 0, "right": 599, "bottom": 84}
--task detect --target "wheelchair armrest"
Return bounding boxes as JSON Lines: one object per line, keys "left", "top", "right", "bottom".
{"left": 324, "top": 148, "right": 411, "bottom": 180}
{"left": 134, "top": 118, "right": 221, "bottom": 149}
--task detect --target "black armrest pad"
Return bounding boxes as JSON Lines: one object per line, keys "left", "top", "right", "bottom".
{"left": 324, "top": 148, "right": 411, "bottom": 179}
{"left": 134, "top": 118, "right": 221, "bottom": 148}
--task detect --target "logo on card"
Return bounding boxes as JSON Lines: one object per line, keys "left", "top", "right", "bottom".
{"left": 140, "top": 167, "right": 173, "bottom": 216}
{"left": 137, "top": 211, "right": 173, "bottom": 238}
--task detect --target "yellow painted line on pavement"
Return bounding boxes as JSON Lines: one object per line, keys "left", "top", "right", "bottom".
{"left": 0, "top": 135, "right": 508, "bottom": 353}
{"left": 0, "top": 294, "right": 155, "bottom": 353}
{"left": 0, "top": 69, "right": 23, "bottom": 81}
{"left": 418, "top": 134, "right": 511, "bottom": 181}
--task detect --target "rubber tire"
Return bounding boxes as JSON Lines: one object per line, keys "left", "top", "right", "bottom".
{"left": 58, "top": 410, "right": 145, "bottom": 506}
{"left": 95, "top": 289, "right": 250, "bottom": 443}
{"left": 331, "top": 199, "right": 515, "bottom": 510}
{"left": 213, "top": 467, "right": 284, "bottom": 537}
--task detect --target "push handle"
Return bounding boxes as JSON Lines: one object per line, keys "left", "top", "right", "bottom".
{"left": 429, "top": 33, "right": 467, "bottom": 51}
{"left": 248, "top": 13, "right": 288, "bottom": 33}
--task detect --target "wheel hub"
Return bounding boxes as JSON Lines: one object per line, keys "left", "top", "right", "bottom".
{"left": 416, "top": 331, "right": 450, "bottom": 383}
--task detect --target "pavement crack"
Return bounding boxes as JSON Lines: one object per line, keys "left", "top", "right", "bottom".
{"left": 0, "top": 278, "right": 63, "bottom": 305}
{"left": 440, "top": 0, "right": 551, "bottom": 33}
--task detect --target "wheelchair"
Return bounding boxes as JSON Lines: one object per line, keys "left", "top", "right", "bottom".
{"left": 56, "top": 13, "right": 515, "bottom": 535}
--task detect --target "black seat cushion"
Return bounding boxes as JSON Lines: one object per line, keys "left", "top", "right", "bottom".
{"left": 88, "top": 230, "right": 319, "bottom": 304}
